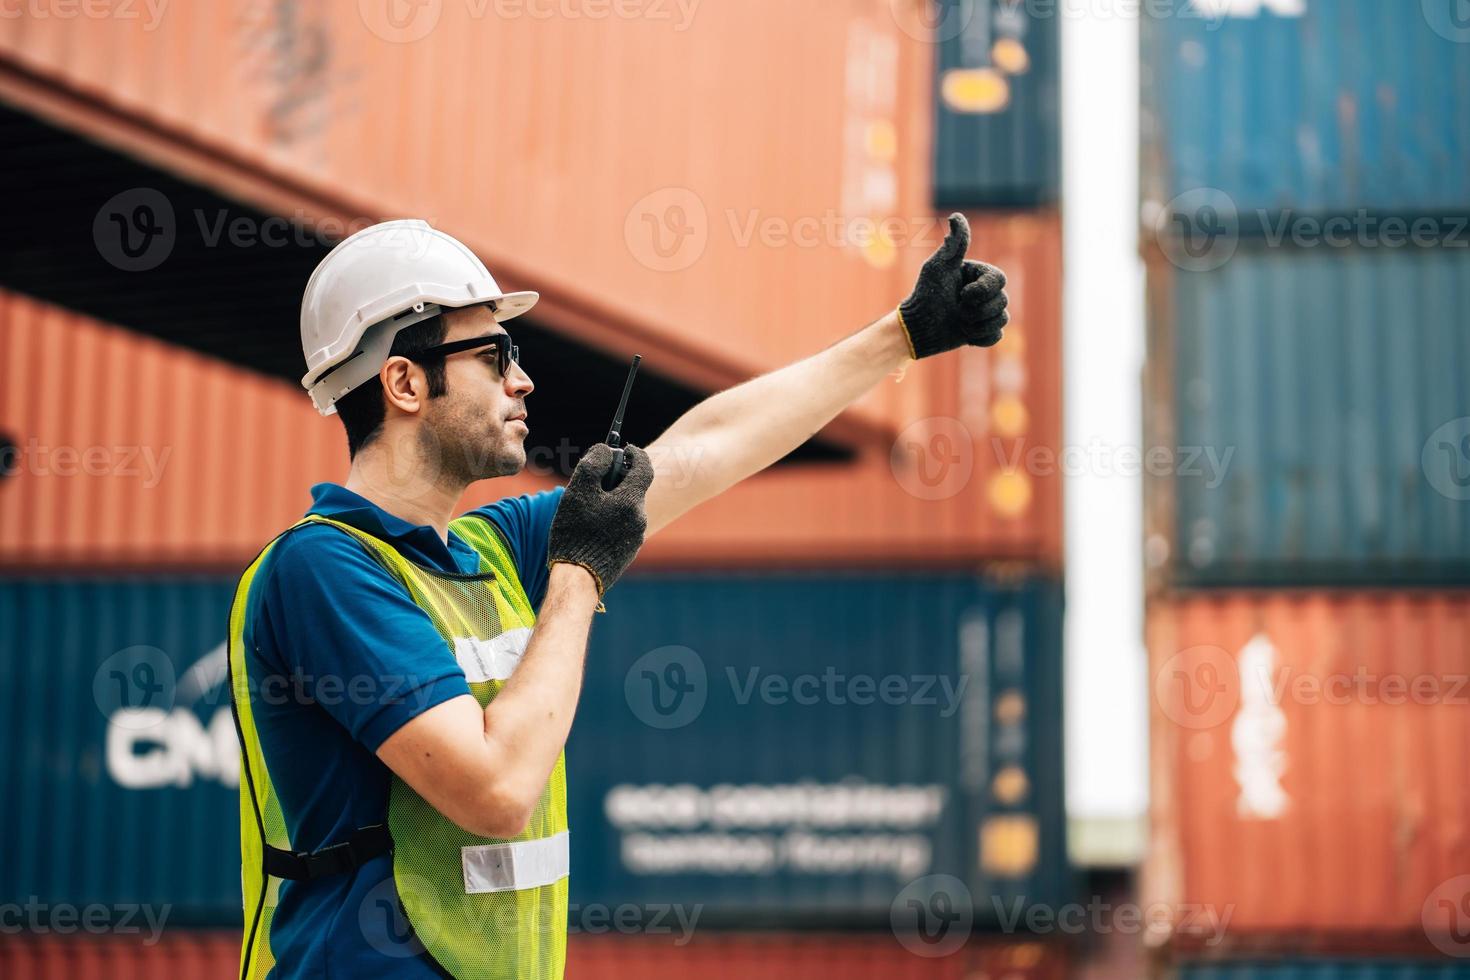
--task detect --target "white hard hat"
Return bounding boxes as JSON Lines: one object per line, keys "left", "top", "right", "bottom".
{"left": 299, "top": 219, "right": 539, "bottom": 415}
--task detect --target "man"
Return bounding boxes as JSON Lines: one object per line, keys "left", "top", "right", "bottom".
{"left": 229, "top": 215, "right": 1007, "bottom": 978}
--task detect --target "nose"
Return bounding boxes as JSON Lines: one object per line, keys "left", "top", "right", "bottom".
{"left": 506, "top": 360, "right": 533, "bottom": 398}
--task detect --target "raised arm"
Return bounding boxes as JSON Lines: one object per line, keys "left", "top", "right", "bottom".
{"left": 643, "top": 213, "right": 1009, "bottom": 537}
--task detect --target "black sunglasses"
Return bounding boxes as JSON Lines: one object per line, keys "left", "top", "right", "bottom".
{"left": 409, "top": 332, "right": 519, "bottom": 377}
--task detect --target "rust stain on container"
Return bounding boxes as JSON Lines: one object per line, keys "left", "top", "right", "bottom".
{"left": 1146, "top": 591, "right": 1470, "bottom": 946}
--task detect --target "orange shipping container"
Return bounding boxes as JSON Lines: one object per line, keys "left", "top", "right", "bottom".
{"left": 2, "top": 210, "right": 1060, "bottom": 570}
{"left": 1145, "top": 591, "right": 1470, "bottom": 950}
{"left": 0, "top": 290, "right": 550, "bottom": 569}
{"left": 0, "top": 932, "right": 1067, "bottom": 980}
{"left": 0, "top": 0, "right": 955, "bottom": 437}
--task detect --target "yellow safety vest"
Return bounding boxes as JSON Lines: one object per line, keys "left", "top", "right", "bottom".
{"left": 229, "top": 513, "right": 569, "bottom": 979}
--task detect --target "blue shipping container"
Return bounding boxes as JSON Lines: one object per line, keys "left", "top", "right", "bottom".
{"left": 1142, "top": 0, "right": 1470, "bottom": 225}
{"left": 1148, "top": 244, "right": 1470, "bottom": 586}
{"left": 933, "top": 0, "right": 1060, "bottom": 207}
{"left": 0, "top": 572, "right": 1068, "bottom": 929}
{"left": 1177, "top": 961, "right": 1470, "bottom": 980}
{"left": 569, "top": 573, "right": 1069, "bottom": 926}
{"left": 0, "top": 578, "right": 241, "bottom": 925}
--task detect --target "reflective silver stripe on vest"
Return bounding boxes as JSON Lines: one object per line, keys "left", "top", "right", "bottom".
{"left": 452, "top": 627, "right": 533, "bottom": 682}
{"left": 461, "top": 831, "right": 570, "bottom": 894}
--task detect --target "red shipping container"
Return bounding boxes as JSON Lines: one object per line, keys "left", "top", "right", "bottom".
{"left": 0, "top": 289, "right": 552, "bottom": 569}
{"left": 2, "top": 209, "right": 1060, "bottom": 570}
{"left": 1146, "top": 591, "right": 1470, "bottom": 950}
{"left": 0, "top": 931, "right": 1067, "bottom": 979}
{"left": 0, "top": 0, "right": 949, "bottom": 438}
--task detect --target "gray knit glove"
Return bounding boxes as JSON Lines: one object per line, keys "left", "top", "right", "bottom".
{"left": 898, "top": 213, "right": 1009, "bottom": 357}
{"left": 547, "top": 443, "right": 653, "bottom": 598}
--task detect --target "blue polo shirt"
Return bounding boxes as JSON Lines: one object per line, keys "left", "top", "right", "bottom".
{"left": 241, "top": 482, "right": 563, "bottom": 978}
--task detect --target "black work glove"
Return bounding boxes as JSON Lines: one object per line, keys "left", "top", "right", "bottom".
{"left": 898, "top": 213, "right": 1009, "bottom": 358}
{"left": 547, "top": 443, "right": 654, "bottom": 599}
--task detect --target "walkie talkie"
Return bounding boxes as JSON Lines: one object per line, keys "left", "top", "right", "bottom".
{"left": 602, "top": 354, "right": 642, "bottom": 490}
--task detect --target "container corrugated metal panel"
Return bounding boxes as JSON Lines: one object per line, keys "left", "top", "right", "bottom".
{"left": 1146, "top": 591, "right": 1470, "bottom": 942}
{"left": 1143, "top": 246, "right": 1470, "bottom": 588}
{"left": 933, "top": 0, "right": 1060, "bottom": 207}
{"left": 641, "top": 210, "right": 1064, "bottom": 569}
{"left": 1174, "top": 961, "right": 1470, "bottom": 980}
{"left": 0, "top": 578, "right": 242, "bottom": 921}
{"left": 3, "top": 210, "right": 1062, "bottom": 571}
{"left": 0, "top": 289, "right": 553, "bottom": 569}
{"left": 2, "top": 574, "right": 1066, "bottom": 933}
{"left": 0, "top": 932, "right": 1067, "bottom": 979}
{"left": 568, "top": 933, "right": 1069, "bottom": 979}
{"left": 0, "top": 0, "right": 943, "bottom": 430}
{"left": 0, "top": 933, "right": 239, "bottom": 980}
{"left": 569, "top": 573, "right": 1069, "bottom": 924}
{"left": 1141, "top": 0, "right": 1470, "bottom": 223}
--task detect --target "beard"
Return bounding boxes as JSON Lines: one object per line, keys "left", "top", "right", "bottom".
{"left": 429, "top": 400, "right": 526, "bottom": 484}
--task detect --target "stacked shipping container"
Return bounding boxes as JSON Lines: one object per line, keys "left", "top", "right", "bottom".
{"left": 0, "top": 0, "right": 1069, "bottom": 974}
{"left": 1141, "top": 0, "right": 1470, "bottom": 972}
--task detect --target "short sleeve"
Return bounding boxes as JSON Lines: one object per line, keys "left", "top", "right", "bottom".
{"left": 466, "top": 487, "right": 564, "bottom": 610}
{"left": 255, "top": 526, "right": 472, "bottom": 752}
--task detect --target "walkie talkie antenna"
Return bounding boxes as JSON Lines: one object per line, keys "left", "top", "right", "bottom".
{"left": 602, "top": 354, "right": 642, "bottom": 490}
{"left": 606, "top": 354, "right": 642, "bottom": 448}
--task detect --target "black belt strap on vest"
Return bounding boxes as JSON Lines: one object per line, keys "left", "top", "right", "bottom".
{"left": 264, "top": 824, "right": 393, "bottom": 880}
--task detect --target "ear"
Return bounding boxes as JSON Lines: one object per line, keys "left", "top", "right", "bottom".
{"left": 380, "top": 356, "right": 428, "bottom": 416}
